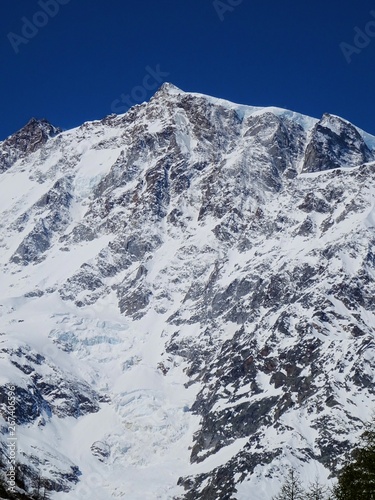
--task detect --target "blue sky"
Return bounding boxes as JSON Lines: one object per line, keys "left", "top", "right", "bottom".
{"left": 1, "top": 0, "right": 375, "bottom": 139}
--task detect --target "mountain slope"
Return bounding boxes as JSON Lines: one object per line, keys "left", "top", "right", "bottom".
{"left": 0, "top": 84, "right": 375, "bottom": 499}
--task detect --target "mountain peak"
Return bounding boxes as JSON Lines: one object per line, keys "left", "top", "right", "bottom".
{"left": 158, "top": 82, "right": 184, "bottom": 95}
{"left": 0, "top": 117, "right": 62, "bottom": 173}
{"left": 21, "top": 117, "right": 61, "bottom": 135}
{"left": 1, "top": 86, "right": 375, "bottom": 499}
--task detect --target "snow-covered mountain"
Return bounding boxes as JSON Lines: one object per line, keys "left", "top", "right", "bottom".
{"left": 1, "top": 83, "right": 375, "bottom": 499}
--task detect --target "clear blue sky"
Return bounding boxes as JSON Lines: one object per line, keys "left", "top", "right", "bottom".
{"left": 1, "top": 0, "right": 375, "bottom": 139}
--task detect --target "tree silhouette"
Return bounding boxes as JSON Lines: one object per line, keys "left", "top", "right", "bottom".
{"left": 306, "top": 476, "right": 331, "bottom": 500}
{"left": 273, "top": 467, "right": 305, "bottom": 500}
{"left": 334, "top": 426, "right": 375, "bottom": 500}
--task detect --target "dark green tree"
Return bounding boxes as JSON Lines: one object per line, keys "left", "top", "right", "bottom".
{"left": 334, "top": 427, "right": 375, "bottom": 500}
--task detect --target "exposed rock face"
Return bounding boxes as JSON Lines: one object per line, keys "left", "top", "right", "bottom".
{"left": 0, "top": 118, "right": 61, "bottom": 173}
{"left": 0, "top": 84, "right": 375, "bottom": 498}
{"left": 302, "top": 114, "right": 373, "bottom": 173}
{"left": 0, "top": 344, "right": 99, "bottom": 424}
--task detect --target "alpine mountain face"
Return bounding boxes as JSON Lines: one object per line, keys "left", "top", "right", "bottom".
{"left": 0, "top": 83, "right": 375, "bottom": 499}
